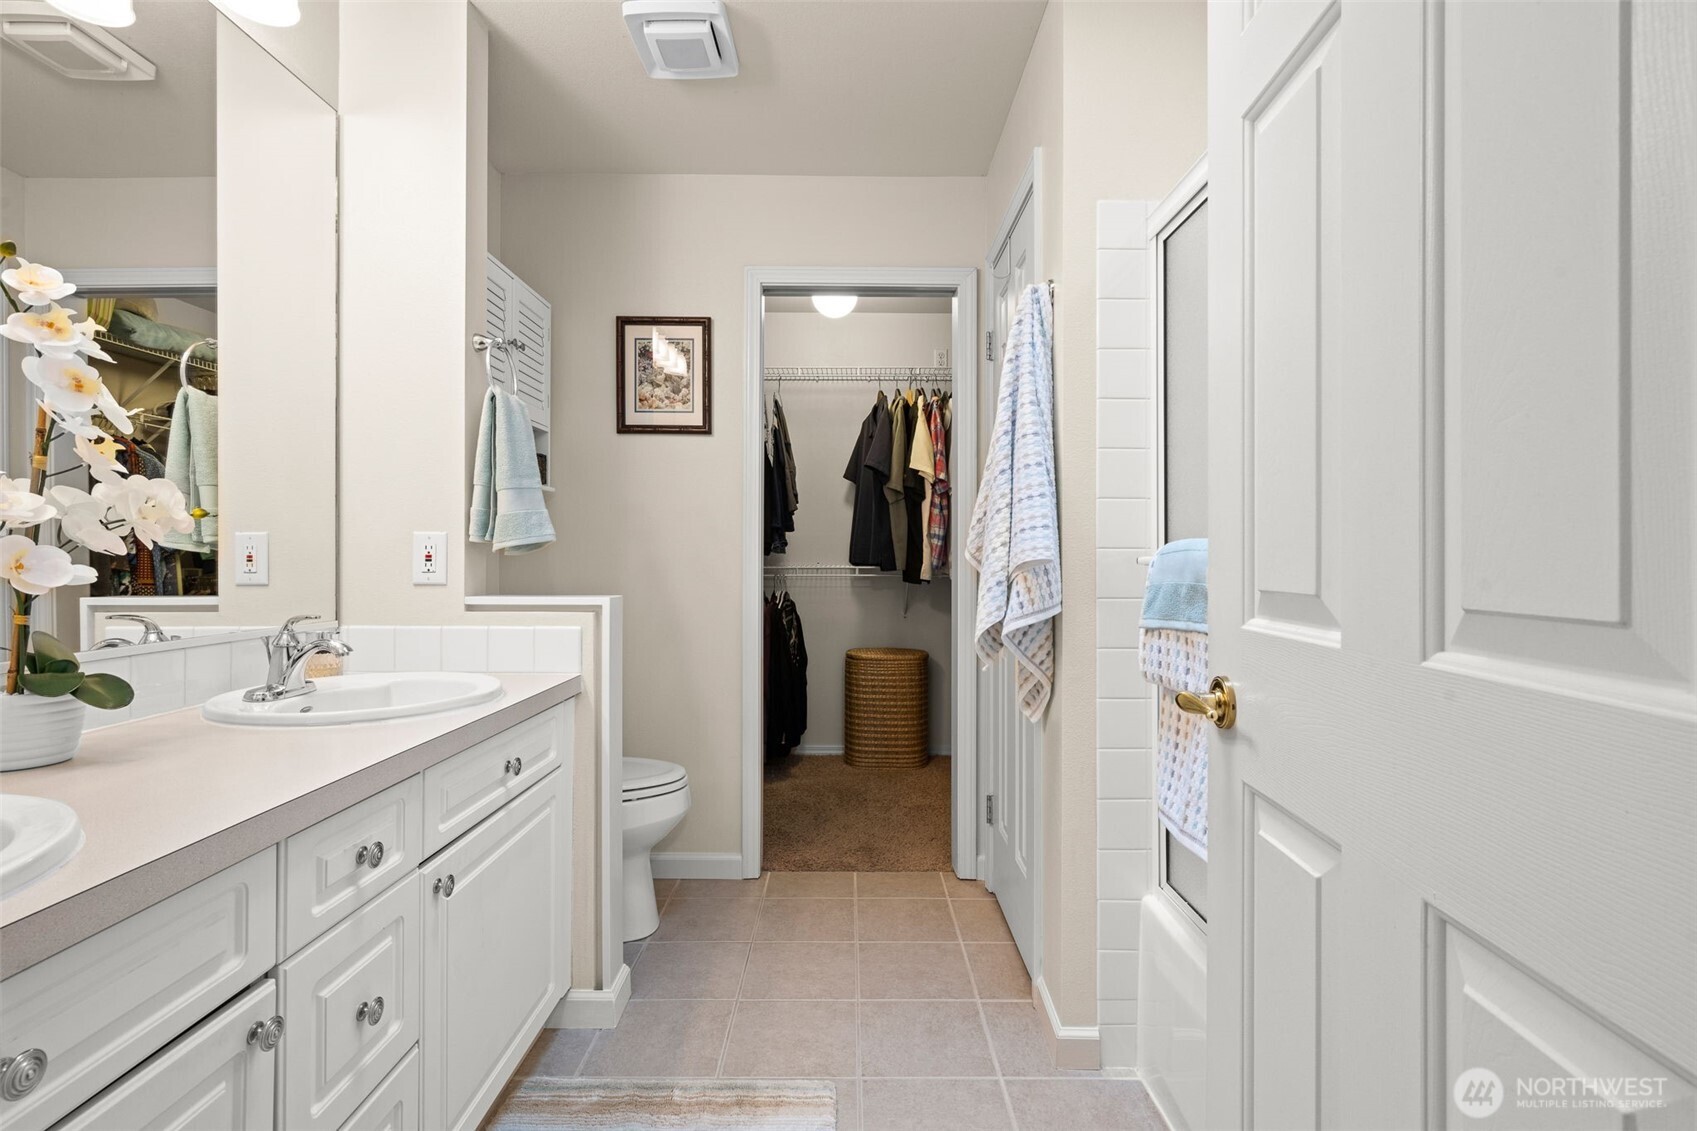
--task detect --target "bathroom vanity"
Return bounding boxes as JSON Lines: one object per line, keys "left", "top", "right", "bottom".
{"left": 0, "top": 673, "right": 578, "bottom": 1131}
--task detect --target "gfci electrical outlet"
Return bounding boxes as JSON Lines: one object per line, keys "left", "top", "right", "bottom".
{"left": 933, "top": 349, "right": 949, "bottom": 368}
{"left": 235, "top": 532, "right": 269, "bottom": 586}
{"left": 413, "top": 532, "right": 447, "bottom": 585}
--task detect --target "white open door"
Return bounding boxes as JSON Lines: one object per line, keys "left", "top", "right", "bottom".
{"left": 1207, "top": 1, "right": 1697, "bottom": 1128}
{"left": 982, "top": 173, "right": 1042, "bottom": 969}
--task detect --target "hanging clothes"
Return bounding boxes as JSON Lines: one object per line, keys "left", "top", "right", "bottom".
{"left": 924, "top": 393, "right": 952, "bottom": 575}
{"left": 764, "top": 590, "right": 809, "bottom": 760}
{"left": 773, "top": 396, "right": 800, "bottom": 510}
{"left": 909, "top": 394, "right": 936, "bottom": 580}
{"left": 844, "top": 392, "right": 898, "bottom": 570}
{"left": 764, "top": 405, "right": 798, "bottom": 555}
{"left": 899, "top": 393, "right": 928, "bottom": 584}
{"left": 884, "top": 394, "right": 910, "bottom": 573}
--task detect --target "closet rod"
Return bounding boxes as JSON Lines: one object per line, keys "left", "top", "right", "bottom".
{"left": 763, "top": 366, "right": 952, "bottom": 383}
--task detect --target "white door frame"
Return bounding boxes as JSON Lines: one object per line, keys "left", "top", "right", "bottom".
{"left": 741, "top": 265, "right": 982, "bottom": 879}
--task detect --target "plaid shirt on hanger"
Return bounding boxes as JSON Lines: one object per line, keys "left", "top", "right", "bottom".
{"left": 926, "top": 397, "right": 951, "bottom": 572}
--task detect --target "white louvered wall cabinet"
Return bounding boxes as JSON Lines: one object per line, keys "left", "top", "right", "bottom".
{"left": 484, "top": 254, "right": 554, "bottom": 489}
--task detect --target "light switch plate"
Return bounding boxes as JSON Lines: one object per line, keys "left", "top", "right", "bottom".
{"left": 413, "top": 531, "right": 447, "bottom": 585}
{"left": 235, "top": 532, "right": 269, "bottom": 586}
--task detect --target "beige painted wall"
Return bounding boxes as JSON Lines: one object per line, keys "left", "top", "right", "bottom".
{"left": 10, "top": 177, "right": 216, "bottom": 269}
{"left": 763, "top": 310, "right": 956, "bottom": 753}
{"left": 493, "top": 173, "right": 986, "bottom": 855}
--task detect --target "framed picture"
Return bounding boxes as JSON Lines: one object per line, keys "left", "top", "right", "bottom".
{"left": 616, "top": 316, "right": 712, "bottom": 434}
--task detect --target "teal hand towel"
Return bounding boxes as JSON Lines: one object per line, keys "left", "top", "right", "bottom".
{"left": 1142, "top": 538, "right": 1208, "bottom": 632}
{"left": 470, "top": 388, "right": 555, "bottom": 555}
{"left": 162, "top": 386, "right": 218, "bottom": 554}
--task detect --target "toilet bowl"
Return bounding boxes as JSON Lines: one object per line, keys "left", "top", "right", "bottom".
{"left": 621, "top": 757, "right": 691, "bottom": 941}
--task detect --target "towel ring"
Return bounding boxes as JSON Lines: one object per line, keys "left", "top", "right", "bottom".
{"left": 179, "top": 338, "right": 216, "bottom": 389}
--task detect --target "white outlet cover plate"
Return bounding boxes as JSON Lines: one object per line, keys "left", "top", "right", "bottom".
{"left": 413, "top": 531, "right": 447, "bottom": 585}
{"left": 235, "top": 532, "right": 269, "bottom": 586}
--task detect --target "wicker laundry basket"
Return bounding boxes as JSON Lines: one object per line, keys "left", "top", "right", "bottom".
{"left": 843, "top": 648, "right": 930, "bottom": 769}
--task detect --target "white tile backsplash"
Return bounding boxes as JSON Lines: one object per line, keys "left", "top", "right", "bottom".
{"left": 1097, "top": 400, "right": 1152, "bottom": 450}
{"left": 441, "top": 626, "right": 490, "bottom": 672}
{"left": 393, "top": 626, "right": 443, "bottom": 671}
{"left": 1098, "top": 699, "right": 1153, "bottom": 751}
{"left": 487, "top": 626, "right": 535, "bottom": 672}
{"left": 534, "top": 626, "right": 581, "bottom": 673}
{"left": 1098, "top": 449, "right": 1154, "bottom": 500}
{"left": 342, "top": 626, "right": 395, "bottom": 672}
{"left": 1096, "top": 552, "right": 1149, "bottom": 600}
{"left": 1099, "top": 850, "right": 1151, "bottom": 902}
{"left": 1099, "top": 800, "right": 1153, "bottom": 851}
{"left": 1098, "top": 299, "right": 1151, "bottom": 350}
{"left": 129, "top": 650, "right": 187, "bottom": 720}
{"left": 183, "top": 643, "right": 234, "bottom": 706}
{"left": 1097, "top": 499, "right": 1155, "bottom": 549}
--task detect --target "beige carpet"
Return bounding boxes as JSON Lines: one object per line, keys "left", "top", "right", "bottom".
{"left": 486, "top": 1078, "right": 835, "bottom": 1130}
{"left": 763, "top": 754, "right": 951, "bottom": 872}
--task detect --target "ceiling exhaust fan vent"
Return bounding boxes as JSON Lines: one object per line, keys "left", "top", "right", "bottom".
{"left": 0, "top": 1, "right": 155, "bottom": 81}
{"left": 622, "top": 0, "right": 738, "bottom": 80}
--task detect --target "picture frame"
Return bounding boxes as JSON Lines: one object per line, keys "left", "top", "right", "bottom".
{"left": 616, "top": 316, "right": 712, "bottom": 434}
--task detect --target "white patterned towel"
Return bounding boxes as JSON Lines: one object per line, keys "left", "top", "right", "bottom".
{"left": 965, "top": 283, "right": 1060, "bottom": 722}
{"left": 1143, "top": 627, "right": 1210, "bottom": 860}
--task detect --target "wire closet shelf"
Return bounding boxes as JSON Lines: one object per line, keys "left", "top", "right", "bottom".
{"left": 763, "top": 366, "right": 952, "bottom": 384}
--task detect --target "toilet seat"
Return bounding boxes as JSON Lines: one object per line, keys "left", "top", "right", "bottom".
{"left": 622, "top": 757, "right": 688, "bottom": 801}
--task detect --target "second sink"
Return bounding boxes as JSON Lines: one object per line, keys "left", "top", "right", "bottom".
{"left": 202, "top": 672, "right": 503, "bottom": 727}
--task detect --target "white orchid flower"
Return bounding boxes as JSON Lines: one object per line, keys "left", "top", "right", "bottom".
{"left": 22, "top": 354, "right": 132, "bottom": 434}
{"left": 0, "top": 535, "right": 95, "bottom": 596}
{"left": 1, "top": 259, "right": 76, "bottom": 306}
{"left": 73, "top": 432, "right": 130, "bottom": 484}
{"left": 48, "top": 485, "right": 129, "bottom": 556}
{"left": 0, "top": 305, "right": 109, "bottom": 361}
{"left": 108, "top": 477, "right": 193, "bottom": 548}
{"left": 0, "top": 477, "right": 57, "bottom": 528}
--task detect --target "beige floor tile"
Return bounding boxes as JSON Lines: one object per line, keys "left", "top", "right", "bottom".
{"left": 766, "top": 871, "right": 855, "bottom": 898}
{"left": 652, "top": 878, "right": 678, "bottom": 900}
{"left": 673, "top": 877, "right": 767, "bottom": 899}
{"left": 622, "top": 940, "right": 645, "bottom": 969}
{"left": 720, "top": 1000, "right": 858, "bottom": 1078}
{"left": 513, "top": 1026, "right": 596, "bottom": 1078}
{"left": 857, "top": 898, "right": 958, "bottom": 942}
{"left": 952, "top": 899, "right": 1016, "bottom": 943}
{"left": 857, "top": 943, "right": 975, "bottom": 999}
{"left": 577, "top": 1000, "right": 733, "bottom": 1078}
{"left": 1002, "top": 1079, "right": 1166, "bottom": 1130}
{"left": 629, "top": 942, "right": 750, "bottom": 999}
{"left": 965, "top": 944, "right": 1032, "bottom": 1000}
{"left": 651, "top": 897, "right": 759, "bottom": 941}
{"left": 856, "top": 871, "right": 947, "bottom": 898}
{"left": 860, "top": 1079, "right": 1013, "bottom": 1131}
{"left": 981, "top": 1002, "right": 1096, "bottom": 1078}
{"left": 740, "top": 942, "right": 858, "bottom": 999}
{"left": 755, "top": 898, "right": 857, "bottom": 941}
{"left": 941, "top": 874, "right": 994, "bottom": 899}
{"left": 832, "top": 1078, "right": 861, "bottom": 1131}
{"left": 858, "top": 1001, "right": 996, "bottom": 1077}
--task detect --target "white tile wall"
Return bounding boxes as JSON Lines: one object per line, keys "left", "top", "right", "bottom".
{"left": 77, "top": 629, "right": 272, "bottom": 732}
{"left": 1096, "top": 199, "right": 1157, "bottom": 1070}
{"left": 342, "top": 625, "right": 582, "bottom": 676}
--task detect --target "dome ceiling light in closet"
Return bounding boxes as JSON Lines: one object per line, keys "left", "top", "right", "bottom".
{"left": 811, "top": 294, "right": 858, "bottom": 319}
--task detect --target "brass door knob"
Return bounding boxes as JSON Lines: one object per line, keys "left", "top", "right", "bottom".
{"left": 1175, "top": 676, "right": 1236, "bottom": 729}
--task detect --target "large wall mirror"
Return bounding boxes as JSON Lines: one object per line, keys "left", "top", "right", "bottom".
{"left": 0, "top": 0, "right": 338, "bottom": 652}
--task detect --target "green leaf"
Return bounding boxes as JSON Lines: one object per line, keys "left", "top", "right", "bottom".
{"left": 43, "top": 658, "right": 79, "bottom": 675}
{"left": 23, "top": 651, "right": 40, "bottom": 674}
{"left": 29, "top": 632, "right": 78, "bottom": 669}
{"left": 73, "top": 672, "right": 134, "bottom": 710}
{"left": 19, "top": 671, "right": 85, "bottom": 698}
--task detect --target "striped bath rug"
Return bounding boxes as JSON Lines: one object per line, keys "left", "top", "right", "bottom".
{"left": 485, "top": 1077, "right": 837, "bottom": 1130}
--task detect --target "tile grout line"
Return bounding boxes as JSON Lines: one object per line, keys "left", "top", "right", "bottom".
{"left": 853, "top": 872, "right": 863, "bottom": 1131}
{"left": 713, "top": 872, "right": 767, "bottom": 1079}
{"left": 947, "top": 880, "right": 1021, "bottom": 1131}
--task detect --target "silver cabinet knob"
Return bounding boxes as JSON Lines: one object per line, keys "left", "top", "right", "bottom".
{"left": 355, "top": 996, "right": 385, "bottom": 1026}
{"left": 0, "top": 1049, "right": 48, "bottom": 1101}
{"left": 246, "top": 1015, "right": 285, "bottom": 1052}
{"left": 433, "top": 873, "right": 456, "bottom": 898}
{"left": 505, "top": 757, "right": 522, "bottom": 776}
{"left": 354, "top": 841, "right": 386, "bottom": 869}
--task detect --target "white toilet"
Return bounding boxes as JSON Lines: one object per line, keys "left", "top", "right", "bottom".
{"left": 621, "top": 757, "right": 691, "bottom": 941}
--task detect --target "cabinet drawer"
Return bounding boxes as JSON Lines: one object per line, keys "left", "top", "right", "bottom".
{"left": 422, "top": 769, "right": 568, "bottom": 1131}
{"left": 339, "top": 1044, "right": 420, "bottom": 1131}
{"left": 0, "top": 849, "right": 277, "bottom": 1131}
{"left": 51, "top": 979, "right": 278, "bottom": 1131}
{"left": 283, "top": 775, "right": 424, "bottom": 954}
{"left": 422, "top": 707, "right": 568, "bottom": 856}
{"left": 278, "top": 871, "right": 421, "bottom": 1131}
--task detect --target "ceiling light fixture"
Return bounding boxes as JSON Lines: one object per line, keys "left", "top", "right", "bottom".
{"left": 812, "top": 294, "right": 858, "bottom": 319}
{"left": 217, "top": 0, "right": 301, "bottom": 28}
{"left": 43, "top": 0, "right": 134, "bottom": 28}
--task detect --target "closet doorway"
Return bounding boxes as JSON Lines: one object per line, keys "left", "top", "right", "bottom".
{"left": 741, "top": 267, "right": 979, "bottom": 880}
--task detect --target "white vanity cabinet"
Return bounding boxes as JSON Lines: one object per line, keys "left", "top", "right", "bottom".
{"left": 0, "top": 699, "right": 574, "bottom": 1131}
{"left": 421, "top": 768, "right": 570, "bottom": 1131}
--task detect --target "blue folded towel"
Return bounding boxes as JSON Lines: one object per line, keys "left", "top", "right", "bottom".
{"left": 1141, "top": 538, "right": 1208, "bottom": 632}
{"left": 469, "top": 388, "right": 556, "bottom": 555}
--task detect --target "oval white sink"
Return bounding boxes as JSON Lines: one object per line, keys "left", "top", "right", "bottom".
{"left": 0, "top": 794, "right": 85, "bottom": 899}
{"left": 203, "top": 672, "right": 504, "bottom": 727}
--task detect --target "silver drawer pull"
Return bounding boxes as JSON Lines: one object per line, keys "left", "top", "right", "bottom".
{"left": 434, "top": 873, "right": 456, "bottom": 898}
{"left": 246, "top": 1015, "right": 285, "bottom": 1052}
{"left": 505, "top": 757, "right": 523, "bottom": 776}
{"left": 0, "top": 1049, "right": 48, "bottom": 1101}
{"left": 354, "top": 841, "right": 386, "bottom": 869}
{"left": 356, "top": 996, "right": 385, "bottom": 1026}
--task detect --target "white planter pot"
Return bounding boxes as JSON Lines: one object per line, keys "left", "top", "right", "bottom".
{"left": 0, "top": 693, "right": 87, "bottom": 772}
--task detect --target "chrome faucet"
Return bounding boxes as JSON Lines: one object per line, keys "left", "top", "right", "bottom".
{"left": 243, "top": 615, "right": 352, "bottom": 703}
{"left": 91, "top": 614, "right": 178, "bottom": 648}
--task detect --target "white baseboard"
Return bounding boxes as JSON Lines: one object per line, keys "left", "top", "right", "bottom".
{"left": 547, "top": 963, "right": 631, "bottom": 1030}
{"left": 1034, "top": 974, "right": 1101, "bottom": 1071}
{"left": 651, "top": 852, "right": 746, "bottom": 880}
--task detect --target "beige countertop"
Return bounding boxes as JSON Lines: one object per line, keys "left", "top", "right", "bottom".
{"left": 0, "top": 672, "right": 581, "bottom": 979}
